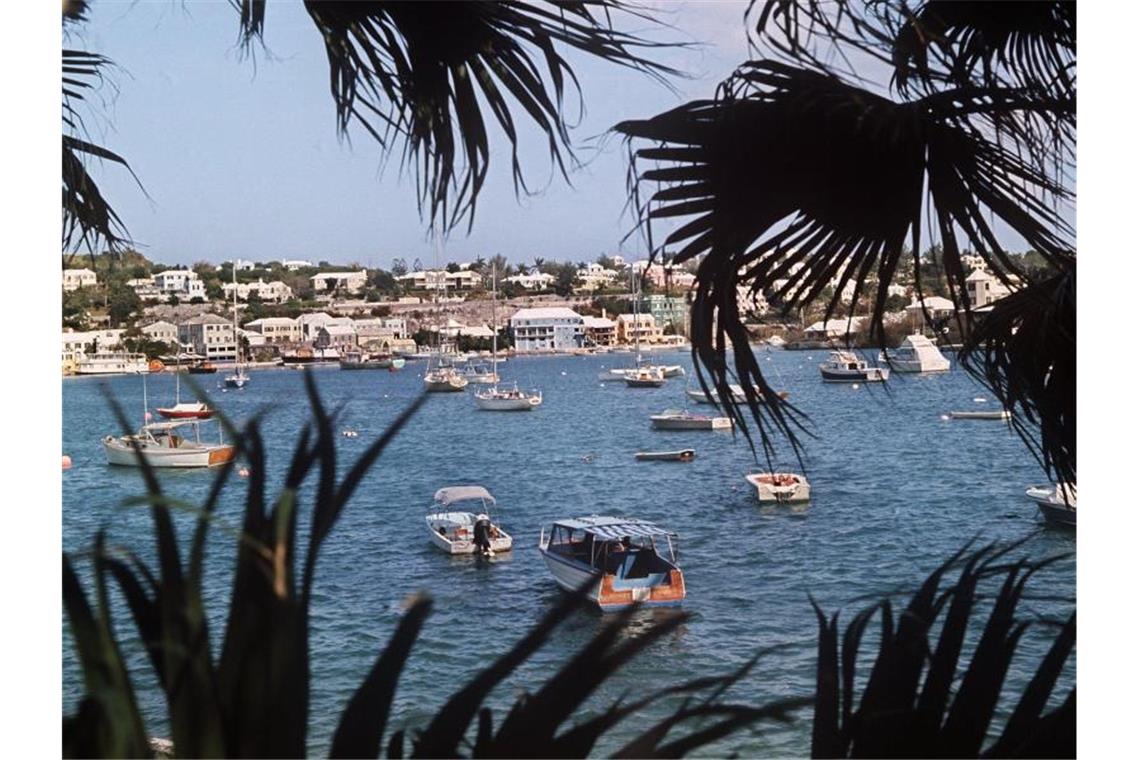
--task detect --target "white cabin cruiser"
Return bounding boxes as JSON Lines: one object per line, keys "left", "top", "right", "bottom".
{"left": 103, "top": 419, "right": 236, "bottom": 468}
{"left": 650, "top": 410, "right": 732, "bottom": 430}
{"left": 1025, "top": 483, "right": 1076, "bottom": 527}
{"left": 538, "top": 516, "right": 686, "bottom": 611}
{"left": 426, "top": 486, "right": 513, "bottom": 556}
{"left": 881, "top": 334, "right": 950, "bottom": 373}
{"left": 819, "top": 351, "right": 889, "bottom": 382}
{"left": 744, "top": 471, "right": 811, "bottom": 503}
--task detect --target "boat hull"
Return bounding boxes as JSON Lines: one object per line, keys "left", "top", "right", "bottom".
{"left": 103, "top": 438, "right": 235, "bottom": 468}
{"left": 538, "top": 549, "right": 685, "bottom": 610}
{"left": 650, "top": 416, "right": 731, "bottom": 430}
{"left": 948, "top": 410, "right": 1010, "bottom": 420}
{"left": 625, "top": 377, "right": 666, "bottom": 388}
{"left": 424, "top": 377, "right": 468, "bottom": 392}
{"left": 155, "top": 406, "right": 215, "bottom": 420}
{"left": 820, "top": 367, "right": 889, "bottom": 382}
{"left": 224, "top": 375, "right": 249, "bottom": 389}
{"left": 474, "top": 394, "right": 541, "bottom": 411}
{"left": 635, "top": 450, "right": 695, "bottom": 461}
{"left": 1026, "top": 485, "right": 1076, "bottom": 527}
{"left": 745, "top": 473, "right": 811, "bottom": 503}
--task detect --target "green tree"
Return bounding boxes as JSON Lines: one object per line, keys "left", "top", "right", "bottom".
{"left": 108, "top": 285, "right": 141, "bottom": 327}
{"left": 552, "top": 262, "right": 579, "bottom": 297}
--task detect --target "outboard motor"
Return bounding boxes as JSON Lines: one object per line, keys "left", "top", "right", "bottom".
{"left": 473, "top": 515, "right": 493, "bottom": 556}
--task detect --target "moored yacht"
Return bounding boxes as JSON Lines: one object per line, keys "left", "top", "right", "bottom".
{"left": 881, "top": 334, "right": 950, "bottom": 373}
{"left": 624, "top": 365, "right": 666, "bottom": 388}
{"left": 819, "top": 351, "right": 889, "bottom": 382}
{"left": 424, "top": 364, "right": 469, "bottom": 392}
{"left": 103, "top": 419, "right": 235, "bottom": 468}
{"left": 538, "top": 516, "right": 686, "bottom": 610}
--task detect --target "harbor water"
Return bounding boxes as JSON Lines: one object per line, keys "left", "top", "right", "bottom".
{"left": 62, "top": 348, "right": 1075, "bottom": 755}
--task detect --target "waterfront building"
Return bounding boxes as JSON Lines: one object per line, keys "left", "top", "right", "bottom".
{"left": 62, "top": 268, "right": 97, "bottom": 291}
{"left": 510, "top": 307, "right": 584, "bottom": 352}
{"left": 353, "top": 316, "right": 408, "bottom": 344}
{"left": 140, "top": 320, "right": 179, "bottom": 347}
{"left": 153, "top": 269, "right": 207, "bottom": 301}
{"left": 297, "top": 312, "right": 353, "bottom": 341}
{"left": 616, "top": 313, "right": 661, "bottom": 345}
{"left": 315, "top": 324, "right": 358, "bottom": 351}
{"left": 582, "top": 316, "right": 616, "bottom": 347}
{"left": 179, "top": 314, "right": 236, "bottom": 361}
{"left": 310, "top": 270, "right": 368, "bottom": 294}
{"left": 803, "top": 317, "right": 864, "bottom": 342}
{"left": 645, "top": 294, "right": 691, "bottom": 334}
{"left": 244, "top": 317, "right": 302, "bottom": 344}
{"left": 223, "top": 278, "right": 294, "bottom": 304}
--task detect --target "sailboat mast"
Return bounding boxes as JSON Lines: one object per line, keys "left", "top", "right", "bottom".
{"left": 232, "top": 262, "right": 240, "bottom": 372}
{"left": 491, "top": 263, "right": 498, "bottom": 389}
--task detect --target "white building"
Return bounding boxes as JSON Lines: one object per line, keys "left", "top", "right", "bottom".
{"left": 127, "top": 277, "right": 163, "bottom": 302}
{"left": 223, "top": 278, "right": 294, "bottom": 304}
{"left": 353, "top": 317, "right": 408, "bottom": 345}
{"left": 179, "top": 314, "right": 236, "bottom": 360}
{"left": 315, "top": 324, "right": 358, "bottom": 351}
{"left": 310, "top": 270, "right": 368, "bottom": 294}
{"left": 505, "top": 272, "right": 555, "bottom": 291}
{"left": 140, "top": 320, "right": 179, "bottom": 348}
{"left": 62, "top": 268, "right": 97, "bottom": 291}
{"left": 281, "top": 259, "right": 315, "bottom": 271}
{"left": 965, "top": 269, "right": 1013, "bottom": 308}
{"left": 217, "top": 259, "right": 256, "bottom": 271}
{"left": 395, "top": 269, "right": 481, "bottom": 291}
{"left": 244, "top": 317, "right": 302, "bottom": 344}
{"left": 296, "top": 312, "right": 355, "bottom": 341}
{"left": 803, "top": 317, "right": 864, "bottom": 341}
{"left": 575, "top": 262, "right": 620, "bottom": 292}
{"left": 510, "top": 307, "right": 584, "bottom": 352}
{"left": 153, "top": 269, "right": 207, "bottom": 301}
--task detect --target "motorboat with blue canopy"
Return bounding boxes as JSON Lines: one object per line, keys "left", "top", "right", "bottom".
{"left": 426, "top": 485, "right": 512, "bottom": 556}
{"left": 538, "top": 516, "right": 686, "bottom": 610}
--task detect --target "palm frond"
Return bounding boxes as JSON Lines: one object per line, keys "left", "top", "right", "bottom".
{"left": 236, "top": 1, "right": 679, "bottom": 233}
{"left": 617, "top": 57, "right": 1073, "bottom": 473}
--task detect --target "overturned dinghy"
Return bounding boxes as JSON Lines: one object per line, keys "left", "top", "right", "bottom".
{"left": 635, "top": 449, "right": 696, "bottom": 462}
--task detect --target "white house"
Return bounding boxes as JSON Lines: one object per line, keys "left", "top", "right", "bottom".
{"left": 505, "top": 272, "right": 555, "bottom": 290}
{"left": 510, "top": 307, "right": 584, "bottom": 352}
{"left": 803, "top": 317, "right": 864, "bottom": 341}
{"left": 61, "top": 329, "right": 125, "bottom": 361}
{"left": 127, "top": 277, "right": 163, "bottom": 301}
{"left": 395, "top": 269, "right": 481, "bottom": 291}
{"left": 216, "top": 259, "right": 256, "bottom": 271}
{"left": 965, "top": 269, "right": 1013, "bottom": 308}
{"left": 575, "top": 262, "right": 620, "bottom": 292}
{"left": 353, "top": 317, "right": 408, "bottom": 344}
{"left": 179, "top": 314, "right": 236, "bottom": 360}
{"left": 223, "top": 278, "right": 294, "bottom": 304}
{"left": 244, "top": 317, "right": 302, "bottom": 344}
{"left": 62, "top": 268, "right": 97, "bottom": 291}
{"left": 297, "top": 312, "right": 355, "bottom": 341}
{"left": 140, "top": 320, "right": 179, "bottom": 347}
{"left": 153, "top": 269, "right": 207, "bottom": 301}
{"left": 315, "top": 324, "right": 357, "bottom": 351}
{"left": 281, "top": 259, "right": 315, "bottom": 271}
{"left": 310, "top": 270, "right": 368, "bottom": 294}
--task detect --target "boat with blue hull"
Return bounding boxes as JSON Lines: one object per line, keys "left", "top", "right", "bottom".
{"left": 538, "top": 516, "right": 686, "bottom": 611}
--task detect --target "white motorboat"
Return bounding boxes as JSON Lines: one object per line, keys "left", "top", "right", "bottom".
{"left": 766, "top": 335, "right": 787, "bottom": 349}
{"left": 659, "top": 364, "right": 686, "bottom": 378}
{"left": 75, "top": 352, "right": 149, "bottom": 376}
{"left": 744, "top": 471, "right": 811, "bottom": 503}
{"left": 819, "top": 351, "right": 889, "bottom": 382}
{"left": 1025, "top": 483, "right": 1076, "bottom": 527}
{"left": 472, "top": 265, "right": 542, "bottom": 410}
{"left": 635, "top": 449, "right": 695, "bottom": 462}
{"left": 881, "top": 334, "right": 950, "bottom": 373}
{"left": 538, "top": 516, "right": 686, "bottom": 610}
{"left": 103, "top": 419, "right": 235, "bottom": 468}
{"left": 948, "top": 409, "right": 1010, "bottom": 420}
{"left": 426, "top": 486, "right": 512, "bottom": 556}
{"left": 650, "top": 410, "right": 732, "bottom": 430}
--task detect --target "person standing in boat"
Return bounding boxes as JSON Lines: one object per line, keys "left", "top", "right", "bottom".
{"left": 473, "top": 515, "right": 494, "bottom": 556}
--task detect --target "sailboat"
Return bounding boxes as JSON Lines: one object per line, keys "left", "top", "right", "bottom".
{"left": 624, "top": 271, "right": 665, "bottom": 388}
{"left": 423, "top": 235, "right": 468, "bottom": 393}
{"left": 156, "top": 340, "right": 215, "bottom": 419}
{"left": 224, "top": 263, "right": 249, "bottom": 389}
{"left": 475, "top": 265, "right": 542, "bottom": 410}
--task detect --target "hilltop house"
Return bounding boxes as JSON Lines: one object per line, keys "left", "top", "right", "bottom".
{"left": 153, "top": 269, "right": 207, "bottom": 301}
{"left": 510, "top": 307, "right": 584, "bottom": 352}
{"left": 223, "top": 278, "right": 294, "bottom": 304}
{"left": 505, "top": 271, "right": 555, "bottom": 291}
{"left": 310, "top": 270, "right": 368, "bottom": 294}
{"left": 62, "top": 268, "right": 97, "bottom": 291}
{"left": 965, "top": 269, "right": 1014, "bottom": 308}
{"left": 574, "top": 262, "right": 620, "bottom": 292}
{"left": 396, "top": 269, "right": 481, "bottom": 291}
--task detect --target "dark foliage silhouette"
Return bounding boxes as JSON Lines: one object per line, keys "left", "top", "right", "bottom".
{"left": 617, "top": 1, "right": 1075, "bottom": 484}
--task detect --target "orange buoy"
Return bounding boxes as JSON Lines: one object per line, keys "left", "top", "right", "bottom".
{"left": 149, "top": 358, "right": 166, "bottom": 373}
{"left": 62, "top": 455, "right": 73, "bottom": 470}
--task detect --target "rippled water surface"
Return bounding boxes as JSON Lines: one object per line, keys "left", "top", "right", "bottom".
{"left": 62, "top": 349, "right": 1075, "bottom": 755}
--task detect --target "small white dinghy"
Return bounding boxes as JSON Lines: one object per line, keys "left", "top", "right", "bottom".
{"left": 635, "top": 449, "right": 696, "bottom": 462}
{"left": 425, "top": 486, "right": 512, "bottom": 556}
{"left": 744, "top": 471, "right": 811, "bottom": 503}
{"left": 1025, "top": 483, "right": 1076, "bottom": 528}
{"left": 948, "top": 410, "right": 1011, "bottom": 420}
{"left": 650, "top": 410, "right": 732, "bottom": 431}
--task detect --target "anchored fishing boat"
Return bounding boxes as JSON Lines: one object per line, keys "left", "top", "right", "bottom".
{"left": 819, "top": 351, "right": 889, "bottom": 382}
{"left": 103, "top": 419, "right": 235, "bottom": 468}
{"left": 744, "top": 471, "right": 811, "bottom": 503}
{"left": 650, "top": 410, "right": 732, "bottom": 430}
{"left": 538, "top": 516, "right": 686, "bottom": 610}
{"left": 425, "top": 486, "right": 513, "bottom": 556}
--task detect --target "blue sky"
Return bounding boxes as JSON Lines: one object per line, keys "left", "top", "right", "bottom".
{"left": 78, "top": 1, "right": 755, "bottom": 269}
{"left": 75, "top": 1, "right": 1049, "bottom": 270}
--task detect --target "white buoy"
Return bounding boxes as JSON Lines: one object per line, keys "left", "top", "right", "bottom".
{"left": 973, "top": 396, "right": 986, "bottom": 403}
{"left": 940, "top": 414, "right": 950, "bottom": 421}
{"left": 852, "top": 383, "right": 860, "bottom": 389}
{"left": 561, "top": 371, "right": 567, "bottom": 376}
{"left": 238, "top": 467, "right": 250, "bottom": 478}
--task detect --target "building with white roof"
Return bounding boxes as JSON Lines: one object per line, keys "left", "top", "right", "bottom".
{"left": 244, "top": 317, "right": 302, "bottom": 344}
{"left": 396, "top": 269, "right": 481, "bottom": 291}
{"left": 62, "top": 268, "right": 97, "bottom": 291}
{"left": 574, "top": 262, "right": 621, "bottom": 292}
{"left": 965, "top": 269, "right": 1013, "bottom": 308}
{"left": 153, "top": 269, "right": 207, "bottom": 301}
{"left": 315, "top": 324, "right": 358, "bottom": 351}
{"left": 296, "top": 312, "right": 353, "bottom": 341}
{"left": 505, "top": 272, "right": 555, "bottom": 290}
{"left": 582, "top": 316, "right": 616, "bottom": 347}
{"left": 223, "top": 278, "right": 294, "bottom": 304}
{"left": 140, "top": 320, "right": 179, "bottom": 347}
{"left": 179, "top": 314, "right": 236, "bottom": 360}
{"left": 310, "top": 270, "right": 368, "bottom": 294}
{"left": 803, "top": 317, "right": 864, "bottom": 341}
{"left": 510, "top": 307, "right": 584, "bottom": 352}
{"left": 281, "top": 259, "right": 315, "bottom": 271}
{"left": 353, "top": 317, "right": 408, "bottom": 345}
